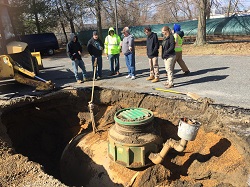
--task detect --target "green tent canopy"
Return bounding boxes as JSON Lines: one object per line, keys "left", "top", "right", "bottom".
{"left": 77, "top": 15, "right": 250, "bottom": 45}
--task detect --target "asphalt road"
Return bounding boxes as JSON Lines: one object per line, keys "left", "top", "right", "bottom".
{"left": 1, "top": 53, "right": 250, "bottom": 109}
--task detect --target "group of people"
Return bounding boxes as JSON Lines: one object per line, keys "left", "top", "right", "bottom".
{"left": 66, "top": 24, "right": 190, "bottom": 88}
{"left": 144, "top": 24, "right": 190, "bottom": 88}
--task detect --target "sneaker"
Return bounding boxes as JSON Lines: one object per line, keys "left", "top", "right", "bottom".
{"left": 183, "top": 70, "right": 190, "bottom": 76}
{"left": 77, "top": 80, "right": 82, "bottom": 83}
{"left": 151, "top": 78, "right": 159, "bottom": 83}
{"left": 97, "top": 76, "right": 101, "bottom": 80}
{"left": 146, "top": 76, "right": 154, "bottom": 81}
{"left": 131, "top": 76, "right": 136, "bottom": 80}
{"left": 126, "top": 75, "right": 131, "bottom": 79}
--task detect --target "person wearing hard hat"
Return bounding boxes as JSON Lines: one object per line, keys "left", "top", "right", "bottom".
{"left": 173, "top": 24, "right": 190, "bottom": 76}
{"left": 121, "top": 27, "right": 136, "bottom": 80}
{"left": 104, "top": 27, "right": 121, "bottom": 76}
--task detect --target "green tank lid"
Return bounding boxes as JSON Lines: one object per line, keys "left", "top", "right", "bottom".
{"left": 114, "top": 108, "right": 154, "bottom": 126}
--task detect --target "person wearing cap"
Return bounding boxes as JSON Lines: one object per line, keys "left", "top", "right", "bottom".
{"left": 144, "top": 26, "right": 160, "bottom": 83}
{"left": 121, "top": 27, "right": 136, "bottom": 80}
{"left": 104, "top": 27, "right": 121, "bottom": 76}
{"left": 87, "top": 31, "right": 104, "bottom": 79}
{"left": 66, "top": 34, "right": 88, "bottom": 83}
{"left": 173, "top": 24, "right": 190, "bottom": 76}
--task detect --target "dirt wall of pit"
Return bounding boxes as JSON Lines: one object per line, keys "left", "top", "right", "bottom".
{"left": 0, "top": 87, "right": 249, "bottom": 186}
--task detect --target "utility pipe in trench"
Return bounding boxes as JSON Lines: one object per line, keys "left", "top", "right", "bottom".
{"left": 148, "top": 138, "right": 188, "bottom": 164}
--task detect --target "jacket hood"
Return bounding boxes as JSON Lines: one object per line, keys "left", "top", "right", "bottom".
{"left": 177, "top": 30, "right": 184, "bottom": 38}
{"left": 70, "top": 33, "right": 78, "bottom": 42}
{"left": 108, "top": 27, "right": 115, "bottom": 35}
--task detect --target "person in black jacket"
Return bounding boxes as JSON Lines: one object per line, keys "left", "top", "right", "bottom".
{"left": 161, "top": 26, "right": 176, "bottom": 88}
{"left": 66, "top": 34, "right": 88, "bottom": 83}
{"left": 144, "top": 26, "right": 160, "bottom": 83}
{"left": 87, "top": 31, "right": 104, "bottom": 79}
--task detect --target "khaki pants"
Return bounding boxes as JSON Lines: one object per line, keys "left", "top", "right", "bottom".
{"left": 148, "top": 57, "right": 159, "bottom": 78}
{"left": 174, "top": 51, "right": 189, "bottom": 72}
{"left": 164, "top": 55, "right": 176, "bottom": 86}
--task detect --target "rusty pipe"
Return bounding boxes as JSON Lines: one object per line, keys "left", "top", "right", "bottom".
{"left": 148, "top": 138, "right": 188, "bottom": 165}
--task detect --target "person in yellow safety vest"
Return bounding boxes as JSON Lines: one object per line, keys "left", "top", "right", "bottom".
{"left": 104, "top": 27, "right": 121, "bottom": 76}
{"left": 173, "top": 24, "right": 190, "bottom": 76}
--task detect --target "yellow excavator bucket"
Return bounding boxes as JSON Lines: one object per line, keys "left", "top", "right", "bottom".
{"left": 31, "top": 52, "right": 43, "bottom": 69}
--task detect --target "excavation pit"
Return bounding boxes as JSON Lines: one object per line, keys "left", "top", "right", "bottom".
{"left": 0, "top": 87, "right": 249, "bottom": 187}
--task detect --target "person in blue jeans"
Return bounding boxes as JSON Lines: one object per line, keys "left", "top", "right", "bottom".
{"left": 67, "top": 34, "right": 88, "bottom": 83}
{"left": 121, "top": 27, "right": 136, "bottom": 80}
{"left": 87, "top": 31, "right": 104, "bottom": 79}
{"left": 104, "top": 27, "right": 121, "bottom": 76}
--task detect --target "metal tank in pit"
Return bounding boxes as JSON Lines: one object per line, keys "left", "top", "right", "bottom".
{"left": 108, "top": 108, "right": 163, "bottom": 168}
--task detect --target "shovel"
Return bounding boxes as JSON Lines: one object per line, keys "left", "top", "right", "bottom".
{"left": 153, "top": 88, "right": 201, "bottom": 101}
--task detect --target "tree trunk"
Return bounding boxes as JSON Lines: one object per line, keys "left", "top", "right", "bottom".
{"left": 61, "top": 22, "right": 68, "bottom": 44}
{"left": 95, "top": 0, "right": 103, "bottom": 41}
{"left": 65, "top": 0, "right": 75, "bottom": 33}
{"left": 194, "top": 0, "right": 207, "bottom": 46}
{"left": 55, "top": 0, "right": 68, "bottom": 43}
{"left": 206, "top": 0, "right": 211, "bottom": 19}
{"left": 227, "top": 0, "right": 232, "bottom": 17}
{"left": 32, "top": 0, "right": 41, "bottom": 33}
{"left": 69, "top": 19, "right": 75, "bottom": 34}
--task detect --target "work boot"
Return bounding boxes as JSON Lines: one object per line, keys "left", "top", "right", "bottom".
{"left": 77, "top": 80, "right": 82, "bottom": 84}
{"left": 151, "top": 77, "right": 159, "bottom": 83}
{"left": 164, "top": 83, "right": 174, "bottom": 88}
{"left": 146, "top": 75, "right": 154, "bottom": 81}
{"left": 83, "top": 77, "right": 88, "bottom": 82}
{"left": 183, "top": 70, "right": 190, "bottom": 76}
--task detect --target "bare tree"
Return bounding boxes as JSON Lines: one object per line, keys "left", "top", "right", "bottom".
{"left": 31, "top": 0, "right": 41, "bottom": 33}
{"left": 58, "top": 0, "right": 75, "bottom": 33}
{"left": 54, "top": 0, "right": 68, "bottom": 43}
{"left": 194, "top": 0, "right": 207, "bottom": 46}
{"left": 94, "top": 0, "right": 103, "bottom": 40}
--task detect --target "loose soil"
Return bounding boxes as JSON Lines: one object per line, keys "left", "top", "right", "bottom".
{"left": 0, "top": 88, "right": 249, "bottom": 187}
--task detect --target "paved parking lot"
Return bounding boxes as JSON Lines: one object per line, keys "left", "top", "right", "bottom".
{"left": 1, "top": 53, "right": 250, "bottom": 109}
